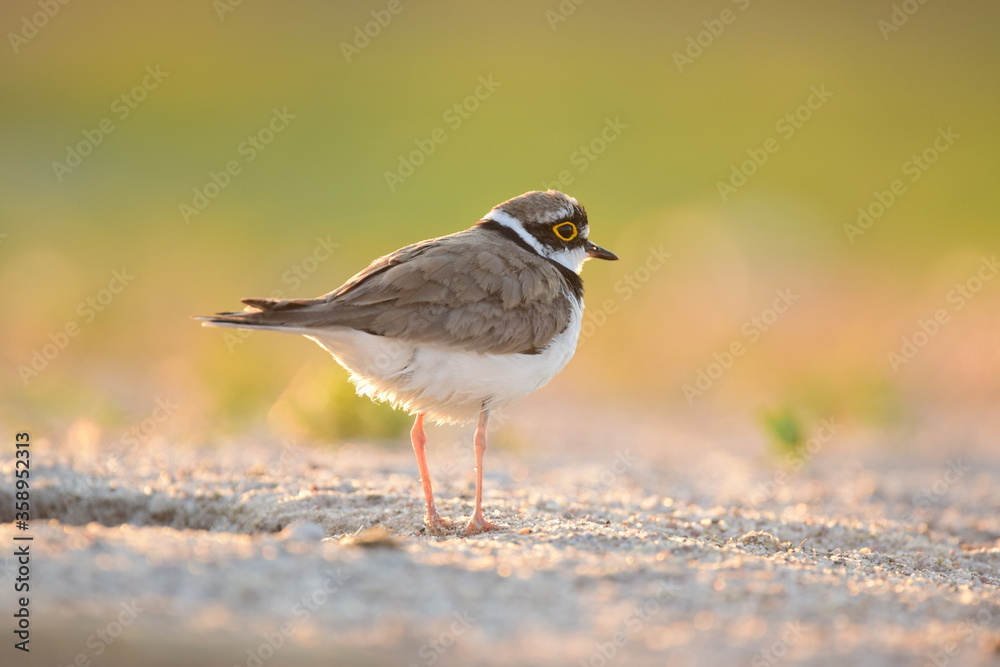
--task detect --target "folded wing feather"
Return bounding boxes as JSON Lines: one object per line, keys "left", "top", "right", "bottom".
{"left": 209, "top": 229, "right": 574, "bottom": 356}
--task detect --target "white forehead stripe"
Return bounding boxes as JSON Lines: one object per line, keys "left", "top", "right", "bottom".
{"left": 484, "top": 208, "right": 548, "bottom": 256}
{"left": 537, "top": 206, "right": 575, "bottom": 224}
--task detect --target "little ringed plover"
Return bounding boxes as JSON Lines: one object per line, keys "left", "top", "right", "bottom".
{"left": 197, "top": 190, "right": 617, "bottom": 534}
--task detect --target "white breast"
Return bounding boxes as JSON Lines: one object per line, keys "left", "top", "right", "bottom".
{"left": 306, "top": 300, "right": 583, "bottom": 424}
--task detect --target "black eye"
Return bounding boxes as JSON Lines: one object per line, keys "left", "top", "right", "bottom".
{"left": 552, "top": 222, "right": 578, "bottom": 241}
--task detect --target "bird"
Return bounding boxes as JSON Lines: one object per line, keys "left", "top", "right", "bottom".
{"left": 196, "top": 190, "right": 618, "bottom": 534}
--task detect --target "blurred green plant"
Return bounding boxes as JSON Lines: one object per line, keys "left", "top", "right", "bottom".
{"left": 761, "top": 408, "right": 804, "bottom": 459}
{"left": 315, "top": 379, "right": 412, "bottom": 442}
{"left": 268, "top": 367, "right": 412, "bottom": 444}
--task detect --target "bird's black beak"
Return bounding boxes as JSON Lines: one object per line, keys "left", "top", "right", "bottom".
{"left": 585, "top": 240, "right": 619, "bottom": 261}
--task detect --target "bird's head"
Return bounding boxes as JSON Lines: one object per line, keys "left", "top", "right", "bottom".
{"left": 482, "top": 190, "right": 618, "bottom": 273}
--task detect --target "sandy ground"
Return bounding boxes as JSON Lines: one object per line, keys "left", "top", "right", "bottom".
{"left": 2, "top": 424, "right": 999, "bottom": 667}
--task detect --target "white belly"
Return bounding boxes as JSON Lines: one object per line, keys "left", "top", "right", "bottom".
{"left": 306, "top": 303, "right": 582, "bottom": 424}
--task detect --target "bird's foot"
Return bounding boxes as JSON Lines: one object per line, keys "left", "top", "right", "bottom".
{"left": 463, "top": 512, "right": 498, "bottom": 535}
{"left": 423, "top": 511, "right": 454, "bottom": 535}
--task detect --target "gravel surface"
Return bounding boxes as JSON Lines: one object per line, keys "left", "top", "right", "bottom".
{"left": 2, "top": 430, "right": 998, "bottom": 667}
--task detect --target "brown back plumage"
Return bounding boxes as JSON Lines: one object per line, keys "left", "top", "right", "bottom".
{"left": 211, "top": 226, "right": 576, "bottom": 355}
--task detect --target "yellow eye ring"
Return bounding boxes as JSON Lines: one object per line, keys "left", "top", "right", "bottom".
{"left": 552, "top": 222, "right": 578, "bottom": 241}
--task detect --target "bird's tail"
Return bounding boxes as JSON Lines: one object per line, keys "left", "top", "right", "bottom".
{"left": 194, "top": 297, "right": 318, "bottom": 332}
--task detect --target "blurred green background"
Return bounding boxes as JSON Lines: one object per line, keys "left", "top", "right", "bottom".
{"left": 2, "top": 0, "right": 998, "bottom": 454}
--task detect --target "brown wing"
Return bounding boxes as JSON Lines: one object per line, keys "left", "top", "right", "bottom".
{"left": 233, "top": 228, "right": 575, "bottom": 355}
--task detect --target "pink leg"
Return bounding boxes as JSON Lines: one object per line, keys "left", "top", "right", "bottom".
{"left": 465, "top": 410, "right": 498, "bottom": 534}
{"left": 411, "top": 414, "right": 450, "bottom": 532}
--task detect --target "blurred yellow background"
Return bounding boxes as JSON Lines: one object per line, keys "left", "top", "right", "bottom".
{"left": 3, "top": 0, "right": 998, "bottom": 455}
